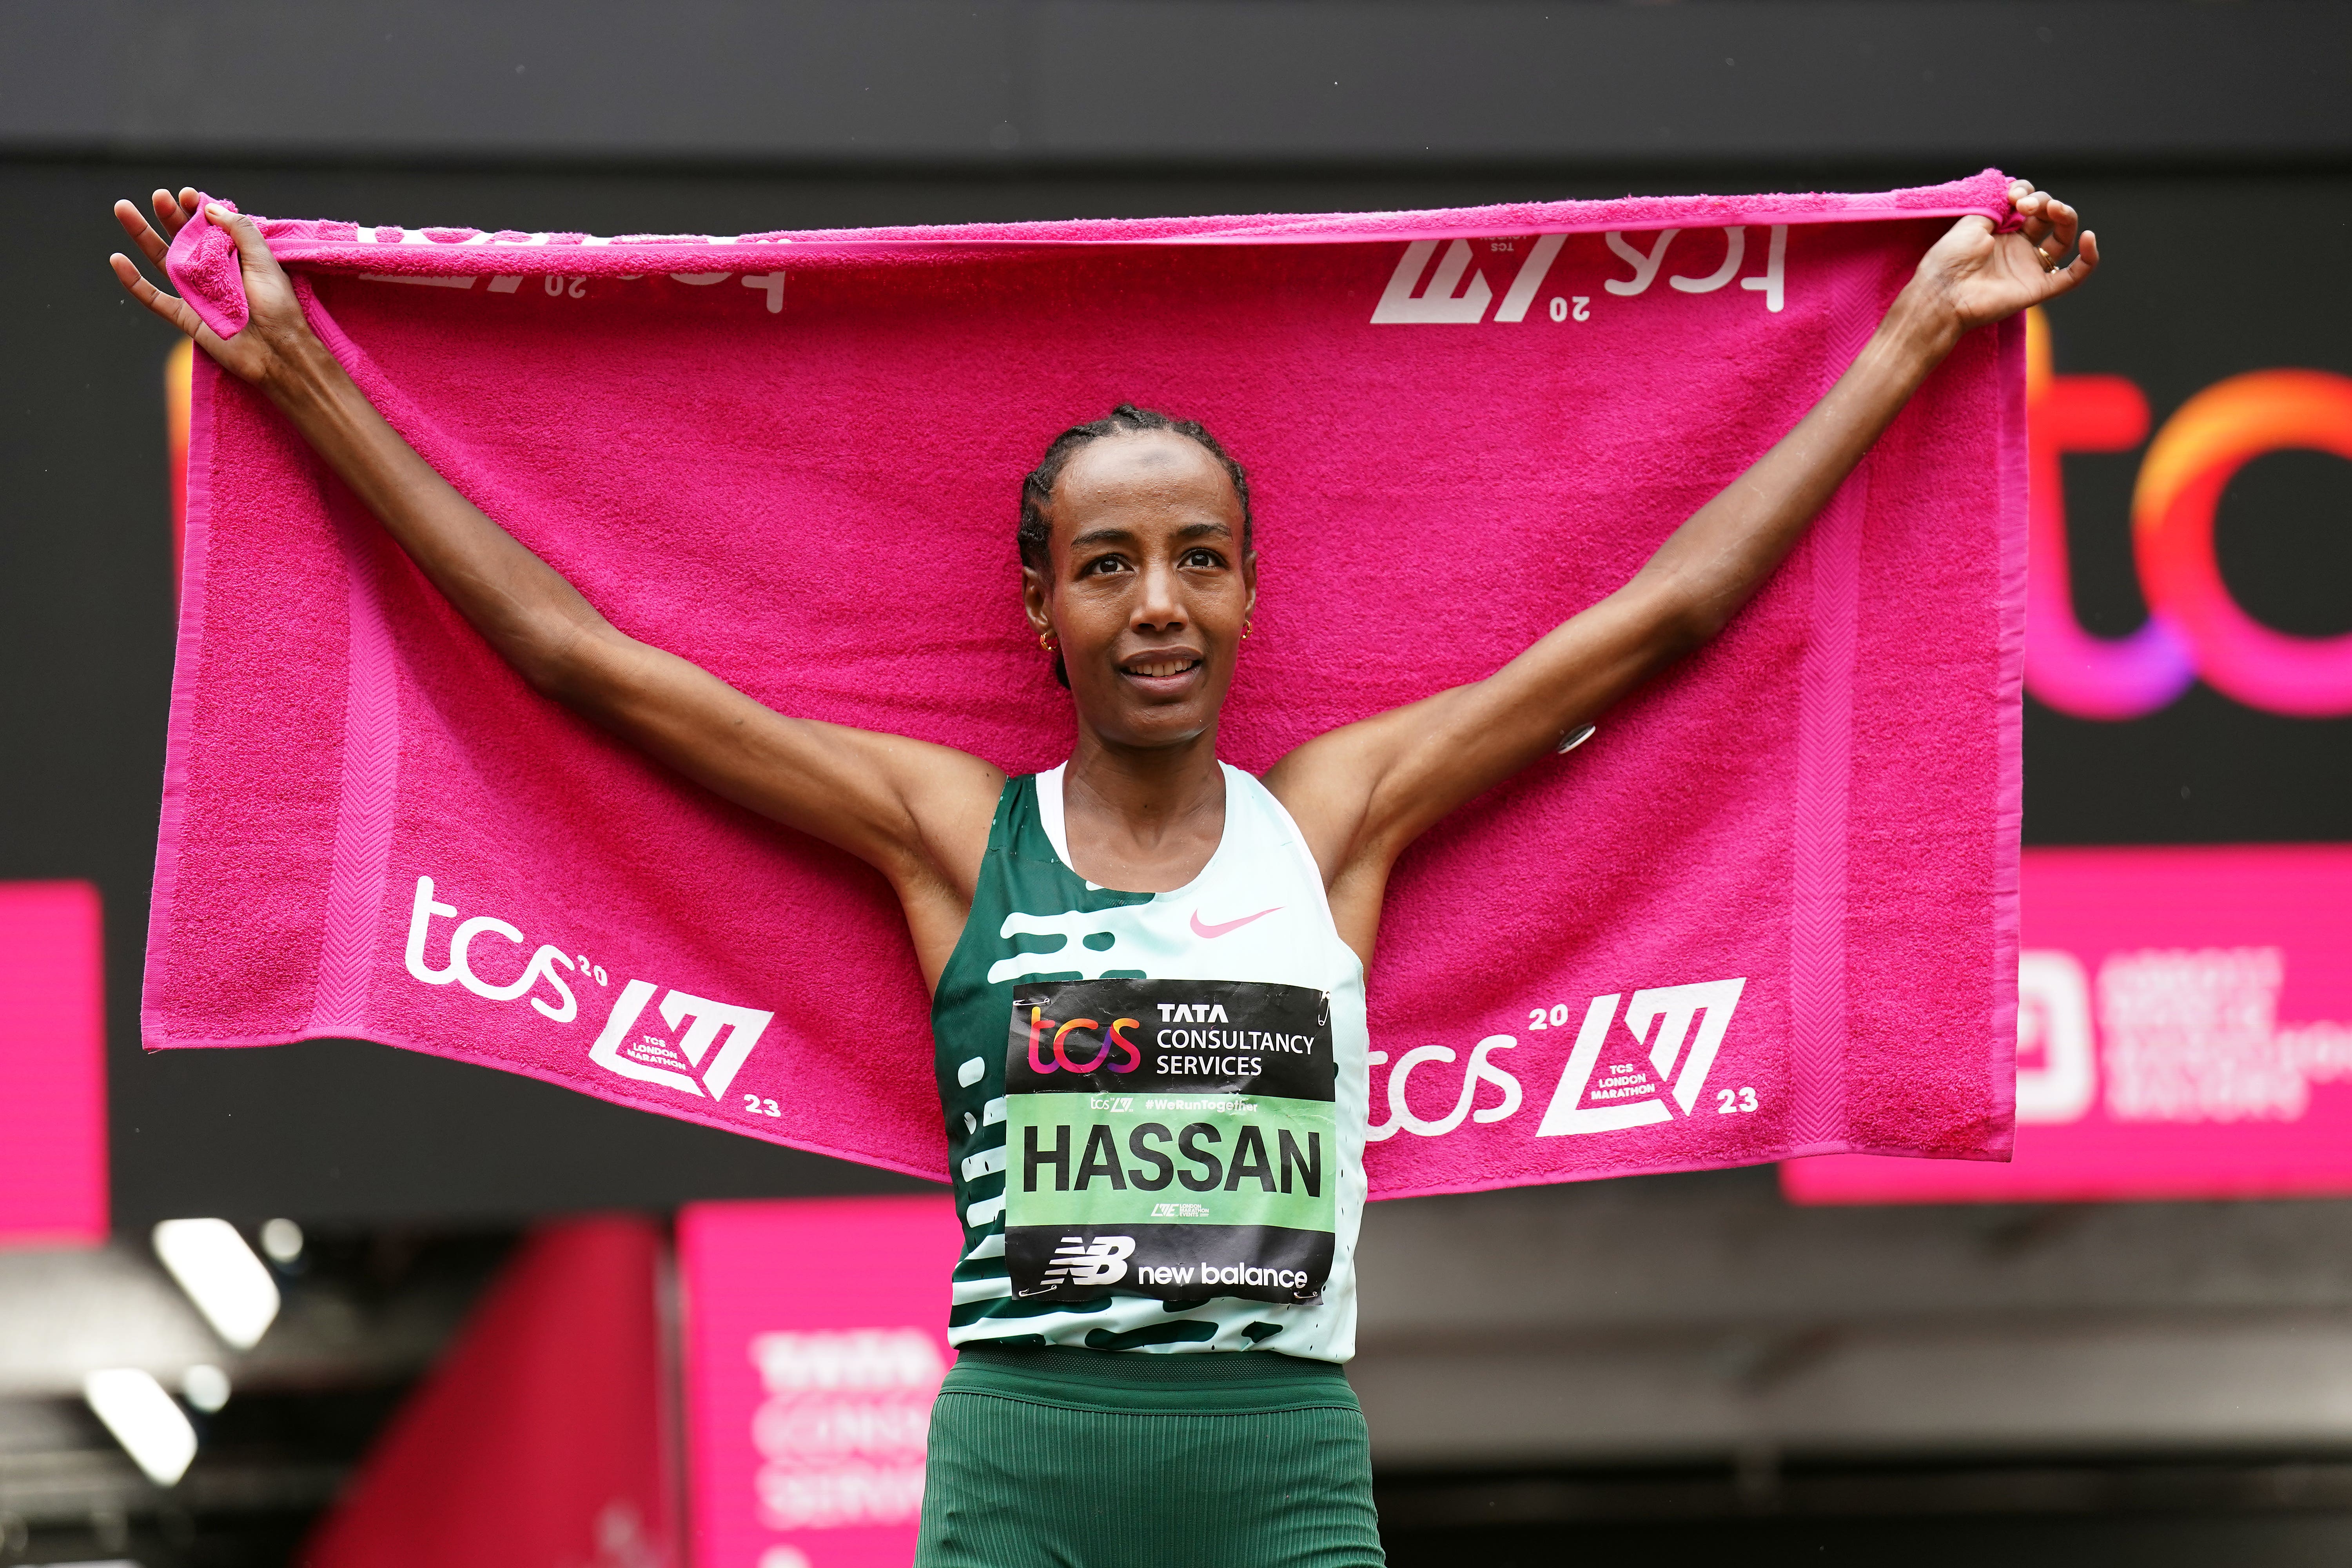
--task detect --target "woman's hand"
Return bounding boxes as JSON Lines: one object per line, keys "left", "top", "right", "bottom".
{"left": 109, "top": 187, "right": 320, "bottom": 393}
{"left": 109, "top": 192, "right": 1004, "bottom": 981}
{"left": 1896, "top": 179, "right": 2100, "bottom": 352}
{"left": 1274, "top": 179, "right": 2098, "bottom": 943}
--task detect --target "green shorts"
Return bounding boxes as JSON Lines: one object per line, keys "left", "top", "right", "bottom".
{"left": 915, "top": 1345, "right": 1385, "bottom": 1568}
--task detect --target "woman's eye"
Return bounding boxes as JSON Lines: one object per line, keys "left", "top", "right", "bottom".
{"left": 1081, "top": 555, "right": 1130, "bottom": 576}
{"left": 1181, "top": 549, "right": 1224, "bottom": 569}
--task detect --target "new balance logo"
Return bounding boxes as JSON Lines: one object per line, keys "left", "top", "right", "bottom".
{"left": 1040, "top": 1235, "right": 1135, "bottom": 1287}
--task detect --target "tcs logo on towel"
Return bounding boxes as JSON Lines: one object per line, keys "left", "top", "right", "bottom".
{"left": 1371, "top": 976, "right": 1749, "bottom": 1141}
{"left": 403, "top": 875, "right": 777, "bottom": 1110}
{"left": 1370, "top": 227, "right": 1788, "bottom": 326}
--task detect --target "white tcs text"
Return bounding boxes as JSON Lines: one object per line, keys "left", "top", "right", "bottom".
{"left": 1370, "top": 978, "right": 1749, "bottom": 1140}
{"left": 403, "top": 875, "right": 776, "bottom": 1105}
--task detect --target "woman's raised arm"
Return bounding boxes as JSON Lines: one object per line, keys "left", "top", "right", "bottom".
{"left": 112, "top": 191, "right": 1001, "bottom": 974}
{"left": 1269, "top": 181, "right": 2096, "bottom": 952}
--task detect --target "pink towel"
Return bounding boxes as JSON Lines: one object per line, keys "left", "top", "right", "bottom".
{"left": 150, "top": 173, "right": 2024, "bottom": 1196}
{"left": 163, "top": 196, "right": 250, "bottom": 340}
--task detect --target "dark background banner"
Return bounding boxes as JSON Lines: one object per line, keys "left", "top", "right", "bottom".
{"left": 2, "top": 1, "right": 2345, "bottom": 1230}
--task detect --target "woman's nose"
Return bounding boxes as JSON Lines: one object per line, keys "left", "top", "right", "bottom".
{"left": 1133, "top": 563, "right": 1185, "bottom": 628}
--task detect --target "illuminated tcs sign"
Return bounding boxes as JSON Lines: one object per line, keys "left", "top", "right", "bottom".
{"left": 2028, "top": 308, "right": 2352, "bottom": 719}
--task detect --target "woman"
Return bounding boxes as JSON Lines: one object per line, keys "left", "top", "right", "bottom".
{"left": 112, "top": 182, "right": 2092, "bottom": 1565}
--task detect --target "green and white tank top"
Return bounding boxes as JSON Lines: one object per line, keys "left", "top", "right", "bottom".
{"left": 933, "top": 763, "right": 1369, "bottom": 1362}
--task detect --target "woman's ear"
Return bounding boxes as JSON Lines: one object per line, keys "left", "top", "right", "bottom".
{"left": 1018, "top": 565, "right": 1069, "bottom": 687}
{"left": 1020, "top": 564, "right": 1053, "bottom": 635}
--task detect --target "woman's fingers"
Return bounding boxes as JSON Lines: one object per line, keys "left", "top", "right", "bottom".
{"left": 109, "top": 251, "right": 203, "bottom": 339}
{"left": 2027, "top": 197, "right": 2081, "bottom": 270}
{"left": 2003, "top": 180, "right": 2084, "bottom": 273}
{"left": 2049, "top": 229, "right": 2100, "bottom": 295}
{"left": 150, "top": 187, "right": 192, "bottom": 241}
{"left": 2014, "top": 190, "right": 2054, "bottom": 248}
{"left": 2028, "top": 229, "right": 2100, "bottom": 305}
{"left": 206, "top": 203, "right": 272, "bottom": 268}
{"left": 205, "top": 204, "right": 294, "bottom": 307}
{"left": 2041, "top": 198, "right": 2080, "bottom": 259}
{"left": 114, "top": 199, "right": 172, "bottom": 265}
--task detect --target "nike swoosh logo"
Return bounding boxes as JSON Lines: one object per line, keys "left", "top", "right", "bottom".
{"left": 1190, "top": 907, "right": 1281, "bottom": 939}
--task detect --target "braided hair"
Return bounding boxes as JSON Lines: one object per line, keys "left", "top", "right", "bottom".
{"left": 1018, "top": 405, "right": 1254, "bottom": 575}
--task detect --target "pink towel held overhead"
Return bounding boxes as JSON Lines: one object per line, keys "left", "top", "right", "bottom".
{"left": 149, "top": 174, "right": 2025, "bottom": 1197}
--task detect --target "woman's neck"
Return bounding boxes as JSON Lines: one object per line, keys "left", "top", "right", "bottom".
{"left": 1059, "top": 727, "right": 1227, "bottom": 893}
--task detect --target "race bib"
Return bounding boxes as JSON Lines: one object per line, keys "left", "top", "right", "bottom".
{"left": 1003, "top": 978, "right": 1337, "bottom": 1305}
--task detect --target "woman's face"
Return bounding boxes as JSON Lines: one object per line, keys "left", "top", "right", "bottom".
{"left": 1024, "top": 430, "right": 1256, "bottom": 752}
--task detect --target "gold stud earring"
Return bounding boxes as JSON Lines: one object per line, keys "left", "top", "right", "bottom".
{"left": 1241, "top": 620, "right": 1253, "bottom": 642}
{"left": 1038, "top": 631, "right": 1057, "bottom": 652}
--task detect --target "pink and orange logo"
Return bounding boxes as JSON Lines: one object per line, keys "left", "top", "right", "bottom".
{"left": 2028, "top": 308, "right": 2352, "bottom": 719}
{"left": 1025, "top": 1007, "right": 1142, "bottom": 1075}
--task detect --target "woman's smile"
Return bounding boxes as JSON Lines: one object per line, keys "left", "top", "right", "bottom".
{"left": 1119, "top": 650, "right": 1206, "bottom": 691}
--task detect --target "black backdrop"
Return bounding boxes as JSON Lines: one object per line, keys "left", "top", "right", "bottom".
{"left": 3, "top": 158, "right": 2345, "bottom": 1228}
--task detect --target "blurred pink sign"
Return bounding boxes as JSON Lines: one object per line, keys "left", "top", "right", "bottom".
{"left": 680, "top": 1195, "right": 961, "bottom": 1568}
{"left": 1786, "top": 846, "right": 2352, "bottom": 1203}
{"left": 0, "top": 882, "right": 107, "bottom": 1245}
